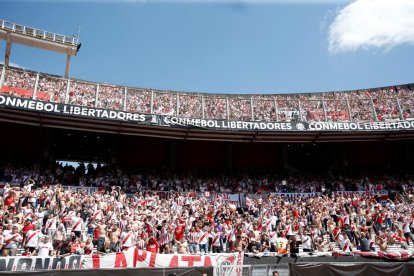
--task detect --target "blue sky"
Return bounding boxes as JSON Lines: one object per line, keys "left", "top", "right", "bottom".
{"left": 1, "top": 0, "right": 413, "bottom": 94}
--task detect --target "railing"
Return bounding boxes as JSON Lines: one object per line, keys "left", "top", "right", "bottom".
{"left": 219, "top": 264, "right": 290, "bottom": 276}
{"left": 0, "top": 19, "right": 79, "bottom": 45}
{"left": 0, "top": 65, "right": 413, "bottom": 123}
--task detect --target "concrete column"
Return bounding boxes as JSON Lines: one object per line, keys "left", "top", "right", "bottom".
{"left": 64, "top": 54, "right": 71, "bottom": 78}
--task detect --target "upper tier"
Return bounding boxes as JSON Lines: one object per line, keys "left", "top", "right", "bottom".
{"left": 0, "top": 65, "right": 413, "bottom": 123}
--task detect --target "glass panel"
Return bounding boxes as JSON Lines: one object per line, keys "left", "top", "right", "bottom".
{"left": 347, "top": 90, "right": 374, "bottom": 122}
{"left": 204, "top": 96, "right": 227, "bottom": 119}
{"left": 125, "top": 88, "right": 151, "bottom": 114}
{"left": 4, "top": 21, "right": 13, "bottom": 30}
{"left": 37, "top": 74, "right": 67, "bottom": 103}
{"left": 45, "top": 32, "right": 54, "bottom": 40}
{"left": 153, "top": 91, "right": 176, "bottom": 115}
{"left": 35, "top": 29, "right": 44, "bottom": 37}
{"left": 97, "top": 85, "right": 124, "bottom": 110}
{"left": 397, "top": 86, "right": 414, "bottom": 119}
{"left": 276, "top": 95, "right": 300, "bottom": 122}
{"left": 25, "top": 27, "right": 34, "bottom": 35}
{"left": 324, "top": 93, "right": 349, "bottom": 122}
{"left": 300, "top": 98, "right": 325, "bottom": 122}
{"left": 14, "top": 24, "right": 24, "bottom": 33}
{"left": 229, "top": 97, "right": 251, "bottom": 120}
{"left": 372, "top": 88, "right": 400, "bottom": 121}
{"left": 178, "top": 93, "right": 202, "bottom": 118}
{"left": 68, "top": 80, "right": 96, "bottom": 107}
{"left": 1, "top": 68, "right": 36, "bottom": 99}
{"left": 55, "top": 34, "right": 64, "bottom": 43}
{"left": 252, "top": 95, "right": 276, "bottom": 121}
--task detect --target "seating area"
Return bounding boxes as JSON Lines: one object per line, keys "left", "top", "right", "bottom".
{"left": 1, "top": 66, "right": 413, "bottom": 123}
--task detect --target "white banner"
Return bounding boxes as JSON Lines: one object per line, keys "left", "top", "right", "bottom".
{"left": 0, "top": 254, "right": 82, "bottom": 271}
{"left": 82, "top": 248, "right": 243, "bottom": 276}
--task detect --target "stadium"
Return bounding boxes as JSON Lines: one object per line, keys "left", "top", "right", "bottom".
{"left": 1, "top": 4, "right": 414, "bottom": 276}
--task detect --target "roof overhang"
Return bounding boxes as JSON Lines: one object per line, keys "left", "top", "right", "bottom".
{"left": 1, "top": 108, "right": 414, "bottom": 143}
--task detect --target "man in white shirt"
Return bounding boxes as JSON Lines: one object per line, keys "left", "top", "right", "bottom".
{"left": 36, "top": 236, "right": 53, "bottom": 257}
{"left": 198, "top": 228, "right": 209, "bottom": 254}
{"left": 25, "top": 228, "right": 41, "bottom": 253}
{"left": 4, "top": 226, "right": 23, "bottom": 256}
{"left": 210, "top": 228, "right": 222, "bottom": 253}
{"left": 301, "top": 233, "right": 313, "bottom": 252}
{"left": 120, "top": 225, "right": 135, "bottom": 251}
{"left": 71, "top": 212, "right": 84, "bottom": 238}
{"left": 45, "top": 214, "right": 57, "bottom": 237}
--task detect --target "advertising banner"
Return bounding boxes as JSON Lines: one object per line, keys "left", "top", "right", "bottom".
{"left": 1, "top": 94, "right": 414, "bottom": 132}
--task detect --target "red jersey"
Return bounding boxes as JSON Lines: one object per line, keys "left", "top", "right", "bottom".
{"left": 93, "top": 227, "right": 100, "bottom": 240}
{"left": 5, "top": 195, "right": 15, "bottom": 207}
{"left": 146, "top": 242, "right": 159, "bottom": 253}
{"left": 174, "top": 225, "right": 185, "bottom": 241}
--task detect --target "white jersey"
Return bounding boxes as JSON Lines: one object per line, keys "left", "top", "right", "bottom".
{"left": 338, "top": 234, "right": 351, "bottom": 252}
{"left": 211, "top": 232, "right": 221, "bottom": 247}
{"left": 46, "top": 217, "right": 57, "bottom": 230}
{"left": 403, "top": 221, "right": 412, "bottom": 234}
{"left": 25, "top": 229, "right": 41, "bottom": 247}
{"left": 91, "top": 210, "right": 102, "bottom": 221}
{"left": 71, "top": 217, "right": 83, "bottom": 231}
{"left": 37, "top": 241, "right": 53, "bottom": 257}
{"left": 198, "top": 230, "right": 208, "bottom": 244}
{"left": 4, "top": 233, "right": 22, "bottom": 249}
{"left": 121, "top": 231, "right": 134, "bottom": 247}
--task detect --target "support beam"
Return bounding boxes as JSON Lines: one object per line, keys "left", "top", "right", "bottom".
{"left": 5, "top": 38, "right": 11, "bottom": 66}
{"left": 65, "top": 54, "right": 71, "bottom": 78}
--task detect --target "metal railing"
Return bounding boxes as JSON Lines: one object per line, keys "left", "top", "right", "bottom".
{"left": 0, "top": 65, "right": 413, "bottom": 123}
{"left": 0, "top": 19, "right": 79, "bottom": 45}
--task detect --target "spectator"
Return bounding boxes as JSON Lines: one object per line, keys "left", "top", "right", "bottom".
{"left": 36, "top": 236, "right": 53, "bottom": 257}
{"left": 4, "top": 226, "right": 23, "bottom": 256}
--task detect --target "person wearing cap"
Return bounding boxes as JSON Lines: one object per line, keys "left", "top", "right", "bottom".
{"left": 35, "top": 236, "right": 53, "bottom": 257}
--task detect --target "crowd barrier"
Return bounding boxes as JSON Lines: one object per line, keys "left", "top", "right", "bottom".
{"left": 0, "top": 247, "right": 243, "bottom": 275}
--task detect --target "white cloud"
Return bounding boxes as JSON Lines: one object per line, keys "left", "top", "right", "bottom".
{"left": 0, "top": 61, "right": 25, "bottom": 69}
{"left": 328, "top": 0, "right": 414, "bottom": 53}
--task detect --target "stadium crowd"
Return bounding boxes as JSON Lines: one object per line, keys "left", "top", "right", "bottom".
{"left": 1, "top": 66, "right": 413, "bottom": 123}
{"left": 0, "top": 161, "right": 413, "bottom": 258}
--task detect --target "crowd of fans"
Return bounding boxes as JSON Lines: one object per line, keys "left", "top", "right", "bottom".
{"left": 1, "top": 66, "right": 413, "bottom": 123}
{"left": 37, "top": 74, "right": 67, "bottom": 103}
{"left": 125, "top": 88, "right": 152, "bottom": 114}
{"left": 0, "top": 161, "right": 413, "bottom": 258}
{"left": 96, "top": 84, "right": 125, "bottom": 110}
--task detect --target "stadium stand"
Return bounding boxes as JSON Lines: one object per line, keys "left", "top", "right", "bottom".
{"left": 0, "top": 161, "right": 414, "bottom": 258}
{"left": 1, "top": 66, "right": 413, "bottom": 123}
{"left": 0, "top": 65, "right": 414, "bottom": 272}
